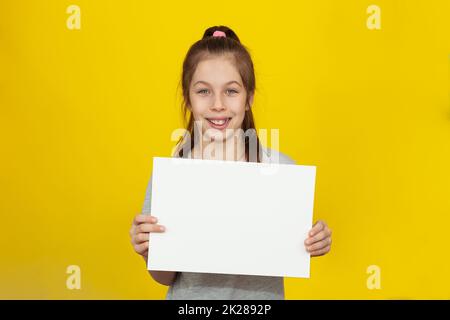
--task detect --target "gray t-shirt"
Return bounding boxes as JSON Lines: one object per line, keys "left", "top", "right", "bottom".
{"left": 142, "top": 147, "right": 296, "bottom": 300}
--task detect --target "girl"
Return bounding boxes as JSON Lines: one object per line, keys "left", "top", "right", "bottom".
{"left": 129, "top": 26, "right": 332, "bottom": 299}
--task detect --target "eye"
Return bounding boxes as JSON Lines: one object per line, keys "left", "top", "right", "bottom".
{"left": 197, "top": 89, "right": 210, "bottom": 95}
{"left": 226, "top": 89, "right": 239, "bottom": 95}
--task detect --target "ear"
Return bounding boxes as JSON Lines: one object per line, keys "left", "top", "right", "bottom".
{"left": 246, "top": 94, "right": 254, "bottom": 110}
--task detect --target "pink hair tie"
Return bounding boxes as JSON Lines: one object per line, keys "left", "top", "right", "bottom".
{"left": 212, "top": 30, "right": 226, "bottom": 38}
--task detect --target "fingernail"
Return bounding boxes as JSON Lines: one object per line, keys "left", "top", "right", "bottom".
{"left": 159, "top": 226, "right": 165, "bottom": 231}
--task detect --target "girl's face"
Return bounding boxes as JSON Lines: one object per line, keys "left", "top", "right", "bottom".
{"left": 189, "top": 55, "right": 252, "bottom": 142}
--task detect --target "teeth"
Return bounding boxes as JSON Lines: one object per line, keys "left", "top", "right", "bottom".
{"left": 209, "top": 119, "right": 227, "bottom": 125}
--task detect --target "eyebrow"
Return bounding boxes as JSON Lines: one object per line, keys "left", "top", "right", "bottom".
{"left": 193, "top": 80, "right": 242, "bottom": 87}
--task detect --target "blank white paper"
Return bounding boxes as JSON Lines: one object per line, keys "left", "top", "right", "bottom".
{"left": 147, "top": 157, "right": 316, "bottom": 278}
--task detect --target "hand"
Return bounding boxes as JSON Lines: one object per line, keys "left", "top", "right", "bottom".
{"left": 129, "top": 213, "right": 166, "bottom": 261}
{"left": 304, "top": 220, "right": 332, "bottom": 257}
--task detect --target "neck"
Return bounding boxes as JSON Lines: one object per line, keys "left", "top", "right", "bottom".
{"left": 191, "top": 131, "right": 246, "bottom": 161}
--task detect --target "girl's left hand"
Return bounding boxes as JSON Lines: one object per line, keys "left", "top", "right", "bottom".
{"left": 304, "top": 220, "right": 332, "bottom": 257}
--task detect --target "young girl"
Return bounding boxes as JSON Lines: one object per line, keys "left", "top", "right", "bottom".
{"left": 129, "top": 26, "right": 332, "bottom": 299}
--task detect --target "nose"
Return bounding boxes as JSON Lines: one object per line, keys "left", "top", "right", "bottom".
{"left": 210, "top": 95, "right": 226, "bottom": 112}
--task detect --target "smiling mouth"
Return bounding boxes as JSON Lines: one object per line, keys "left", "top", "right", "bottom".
{"left": 206, "top": 117, "right": 231, "bottom": 130}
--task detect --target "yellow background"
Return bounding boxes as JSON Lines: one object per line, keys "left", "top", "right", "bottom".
{"left": 1, "top": 0, "right": 449, "bottom": 299}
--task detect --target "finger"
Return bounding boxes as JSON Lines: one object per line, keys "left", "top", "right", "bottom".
{"left": 306, "top": 237, "right": 331, "bottom": 252}
{"left": 305, "top": 229, "right": 330, "bottom": 245}
{"left": 133, "top": 232, "right": 150, "bottom": 244}
{"left": 310, "top": 245, "right": 331, "bottom": 257}
{"left": 136, "top": 223, "right": 165, "bottom": 233}
{"left": 133, "top": 214, "right": 158, "bottom": 225}
{"left": 133, "top": 241, "right": 149, "bottom": 255}
{"left": 309, "top": 220, "right": 325, "bottom": 237}
{"left": 129, "top": 224, "right": 135, "bottom": 237}
{"left": 130, "top": 215, "right": 154, "bottom": 236}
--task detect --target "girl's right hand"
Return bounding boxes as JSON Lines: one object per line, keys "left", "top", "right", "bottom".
{"left": 129, "top": 214, "right": 166, "bottom": 261}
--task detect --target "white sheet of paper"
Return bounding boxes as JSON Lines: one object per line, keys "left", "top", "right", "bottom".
{"left": 147, "top": 157, "right": 316, "bottom": 278}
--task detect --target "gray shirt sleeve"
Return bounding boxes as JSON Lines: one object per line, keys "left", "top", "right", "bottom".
{"left": 142, "top": 175, "right": 153, "bottom": 215}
